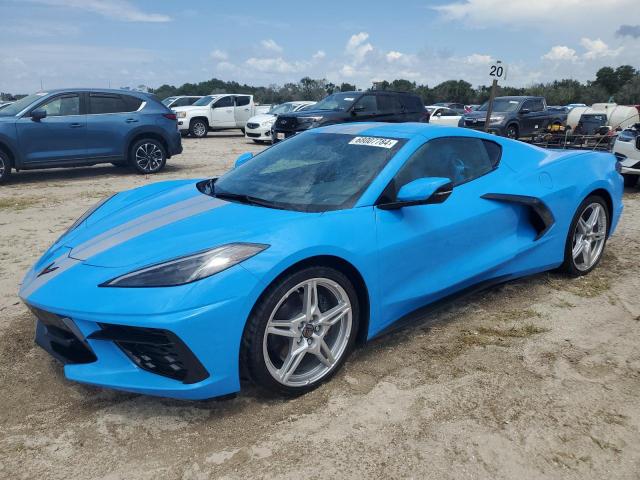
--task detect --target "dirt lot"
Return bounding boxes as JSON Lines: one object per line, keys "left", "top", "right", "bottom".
{"left": 0, "top": 132, "right": 639, "bottom": 479}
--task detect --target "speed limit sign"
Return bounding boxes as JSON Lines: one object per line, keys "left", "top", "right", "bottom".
{"left": 489, "top": 61, "right": 507, "bottom": 81}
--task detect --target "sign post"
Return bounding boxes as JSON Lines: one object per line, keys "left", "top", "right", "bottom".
{"left": 484, "top": 60, "right": 507, "bottom": 133}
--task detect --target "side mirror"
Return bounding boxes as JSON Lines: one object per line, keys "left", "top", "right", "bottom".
{"left": 31, "top": 109, "right": 47, "bottom": 121}
{"left": 378, "top": 177, "right": 453, "bottom": 210}
{"left": 436, "top": 112, "right": 442, "bottom": 117}
{"left": 234, "top": 152, "right": 253, "bottom": 168}
{"left": 519, "top": 108, "right": 530, "bottom": 115}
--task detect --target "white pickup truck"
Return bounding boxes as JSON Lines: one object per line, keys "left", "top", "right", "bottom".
{"left": 173, "top": 94, "right": 256, "bottom": 137}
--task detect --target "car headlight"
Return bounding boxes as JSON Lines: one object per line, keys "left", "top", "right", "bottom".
{"left": 56, "top": 194, "right": 115, "bottom": 244}
{"left": 261, "top": 120, "right": 275, "bottom": 127}
{"left": 299, "top": 116, "right": 324, "bottom": 123}
{"left": 176, "top": 111, "right": 186, "bottom": 118}
{"left": 101, "top": 243, "right": 268, "bottom": 287}
{"left": 489, "top": 115, "right": 504, "bottom": 123}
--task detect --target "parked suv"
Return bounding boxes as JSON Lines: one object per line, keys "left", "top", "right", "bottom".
{"left": 271, "top": 91, "right": 427, "bottom": 143}
{"left": 459, "top": 96, "right": 566, "bottom": 139}
{"left": 0, "top": 89, "right": 182, "bottom": 183}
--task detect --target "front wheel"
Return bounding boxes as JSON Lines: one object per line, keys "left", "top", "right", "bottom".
{"left": 242, "top": 267, "right": 359, "bottom": 396}
{"left": 189, "top": 119, "right": 208, "bottom": 138}
{"left": 623, "top": 174, "right": 637, "bottom": 188}
{"left": 561, "top": 195, "right": 609, "bottom": 276}
{"left": 505, "top": 124, "right": 519, "bottom": 139}
{"left": 129, "top": 139, "right": 167, "bottom": 174}
{"left": 0, "top": 150, "right": 11, "bottom": 184}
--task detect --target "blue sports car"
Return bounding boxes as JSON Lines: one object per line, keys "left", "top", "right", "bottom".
{"left": 20, "top": 123, "right": 623, "bottom": 399}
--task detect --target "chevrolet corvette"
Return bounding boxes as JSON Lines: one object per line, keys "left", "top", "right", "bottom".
{"left": 20, "top": 123, "right": 623, "bottom": 399}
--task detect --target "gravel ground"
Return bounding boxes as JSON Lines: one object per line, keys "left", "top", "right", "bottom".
{"left": 0, "top": 132, "right": 639, "bottom": 479}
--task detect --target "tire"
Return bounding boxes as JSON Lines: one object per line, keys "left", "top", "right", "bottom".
{"left": 505, "top": 124, "right": 519, "bottom": 139}
{"left": 0, "top": 150, "right": 11, "bottom": 184}
{"left": 561, "top": 195, "right": 609, "bottom": 277}
{"left": 252, "top": 139, "right": 266, "bottom": 144}
{"left": 240, "top": 128, "right": 245, "bottom": 134}
{"left": 623, "top": 174, "right": 637, "bottom": 188}
{"left": 242, "top": 266, "right": 360, "bottom": 397}
{"left": 189, "top": 119, "right": 208, "bottom": 138}
{"left": 129, "top": 138, "right": 167, "bottom": 174}
{"left": 180, "top": 131, "right": 190, "bottom": 138}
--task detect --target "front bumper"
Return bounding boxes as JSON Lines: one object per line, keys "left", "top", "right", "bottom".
{"left": 459, "top": 120, "right": 505, "bottom": 135}
{"left": 245, "top": 124, "right": 273, "bottom": 141}
{"left": 177, "top": 118, "right": 189, "bottom": 132}
{"left": 22, "top": 261, "right": 263, "bottom": 400}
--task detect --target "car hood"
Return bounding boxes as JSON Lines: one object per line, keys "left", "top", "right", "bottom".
{"left": 247, "top": 113, "right": 275, "bottom": 123}
{"left": 55, "top": 180, "right": 318, "bottom": 270}
{"left": 462, "top": 111, "right": 491, "bottom": 119}
{"left": 172, "top": 105, "right": 208, "bottom": 114}
{"left": 280, "top": 109, "right": 346, "bottom": 120}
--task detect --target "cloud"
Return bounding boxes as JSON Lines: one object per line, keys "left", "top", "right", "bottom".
{"left": 386, "top": 51, "right": 404, "bottom": 62}
{"left": 245, "top": 57, "right": 306, "bottom": 74}
{"left": 26, "top": 0, "right": 171, "bottom": 22}
{"left": 580, "top": 37, "right": 622, "bottom": 59}
{"left": 345, "top": 32, "right": 373, "bottom": 64}
{"left": 616, "top": 24, "right": 640, "bottom": 39}
{"left": 313, "top": 50, "right": 326, "bottom": 60}
{"left": 260, "top": 39, "right": 283, "bottom": 53}
{"left": 542, "top": 45, "right": 578, "bottom": 62}
{"left": 465, "top": 53, "right": 494, "bottom": 64}
{"left": 210, "top": 49, "right": 228, "bottom": 61}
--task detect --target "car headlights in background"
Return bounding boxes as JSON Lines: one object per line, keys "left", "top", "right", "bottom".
{"left": 489, "top": 116, "right": 504, "bottom": 124}
{"left": 176, "top": 111, "right": 186, "bottom": 118}
{"left": 101, "top": 243, "right": 269, "bottom": 287}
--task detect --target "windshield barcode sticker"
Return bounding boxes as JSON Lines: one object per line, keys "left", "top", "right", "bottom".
{"left": 349, "top": 137, "right": 398, "bottom": 149}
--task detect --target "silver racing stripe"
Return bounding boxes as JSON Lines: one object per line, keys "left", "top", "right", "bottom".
{"left": 20, "top": 195, "right": 228, "bottom": 298}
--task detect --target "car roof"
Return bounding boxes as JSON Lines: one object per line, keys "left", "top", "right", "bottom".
{"left": 39, "top": 88, "right": 153, "bottom": 99}
{"left": 312, "top": 122, "right": 497, "bottom": 140}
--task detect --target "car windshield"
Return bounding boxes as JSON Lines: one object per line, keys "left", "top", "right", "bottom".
{"left": 211, "top": 132, "right": 407, "bottom": 212}
{"left": 477, "top": 99, "right": 521, "bottom": 113}
{"left": 162, "top": 97, "right": 177, "bottom": 105}
{"left": 312, "top": 93, "right": 359, "bottom": 111}
{"left": 268, "top": 103, "right": 296, "bottom": 115}
{"left": 192, "top": 95, "right": 217, "bottom": 106}
{"left": 0, "top": 92, "right": 47, "bottom": 116}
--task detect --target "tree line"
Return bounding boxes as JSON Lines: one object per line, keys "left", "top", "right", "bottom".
{"left": 2, "top": 65, "right": 638, "bottom": 105}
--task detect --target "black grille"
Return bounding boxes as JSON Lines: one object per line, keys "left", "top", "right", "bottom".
{"left": 89, "top": 324, "right": 209, "bottom": 384}
{"left": 465, "top": 119, "right": 484, "bottom": 127}
{"left": 275, "top": 116, "right": 298, "bottom": 131}
{"left": 246, "top": 122, "right": 260, "bottom": 129}
{"left": 246, "top": 132, "right": 261, "bottom": 138}
{"left": 30, "top": 306, "right": 97, "bottom": 364}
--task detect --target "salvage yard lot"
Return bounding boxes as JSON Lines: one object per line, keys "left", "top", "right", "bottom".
{"left": 1, "top": 132, "right": 639, "bottom": 479}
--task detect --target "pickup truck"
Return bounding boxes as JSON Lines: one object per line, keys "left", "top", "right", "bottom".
{"left": 458, "top": 96, "right": 566, "bottom": 139}
{"left": 173, "top": 94, "right": 255, "bottom": 137}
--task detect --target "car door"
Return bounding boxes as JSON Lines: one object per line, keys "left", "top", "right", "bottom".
{"left": 375, "top": 136, "right": 525, "bottom": 328}
{"left": 15, "top": 92, "right": 86, "bottom": 164}
{"left": 85, "top": 93, "right": 143, "bottom": 160}
{"left": 518, "top": 99, "right": 542, "bottom": 136}
{"left": 234, "top": 95, "right": 252, "bottom": 127}
{"left": 210, "top": 96, "right": 236, "bottom": 128}
{"left": 377, "top": 94, "right": 403, "bottom": 123}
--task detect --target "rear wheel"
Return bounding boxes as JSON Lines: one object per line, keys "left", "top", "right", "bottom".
{"left": 0, "top": 150, "right": 11, "bottom": 184}
{"left": 561, "top": 195, "right": 609, "bottom": 276}
{"left": 242, "top": 266, "right": 359, "bottom": 396}
{"left": 189, "top": 119, "right": 208, "bottom": 138}
{"left": 623, "top": 174, "right": 637, "bottom": 188}
{"left": 129, "top": 139, "right": 167, "bottom": 174}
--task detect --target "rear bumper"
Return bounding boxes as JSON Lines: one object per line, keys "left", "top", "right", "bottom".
{"left": 167, "top": 131, "right": 183, "bottom": 156}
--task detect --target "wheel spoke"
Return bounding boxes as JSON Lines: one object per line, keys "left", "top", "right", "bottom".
{"left": 315, "top": 339, "right": 336, "bottom": 367}
{"left": 279, "top": 345, "right": 306, "bottom": 382}
{"left": 317, "top": 302, "right": 350, "bottom": 328}
{"left": 578, "top": 218, "right": 588, "bottom": 234}
{"left": 267, "top": 313, "right": 305, "bottom": 338}
{"left": 303, "top": 280, "right": 318, "bottom": 318}
{"left": 572, "top": 239, "right": 585, "bottom": 259}
{"left": 586, "top": 206, "right": 600, "bottom": 229}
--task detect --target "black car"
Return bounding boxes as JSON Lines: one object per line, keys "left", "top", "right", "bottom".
{"left": 272, "top": 91, "right": 427, "bottom": 143}
{"left": 458, "top": 96, "right": 566, "bottom": 139}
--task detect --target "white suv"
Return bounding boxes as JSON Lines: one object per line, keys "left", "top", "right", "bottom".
{"left": 173, "top": 94, "right": 256, "bottom": 138}
{"left": 613, "top": 125, "right": 640, "bottom": 187}
{"left": 245, "top": 101, "right": 315, "bottom": 143}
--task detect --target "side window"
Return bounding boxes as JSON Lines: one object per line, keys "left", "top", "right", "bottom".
{"left": 173, "top": 98, "right": 188, "bottom": 107}
{"left": 39, "top": 95, "right": 80, "bottom": 116}
{"left": 89, "top": 94, "right": 127, "bottom": 114}
{"left": 213, "top": 96, "right": 234, "bottom": 108}
{"left": 378, "top": 95, "right": 402, "bottom": 114}
{"left": 354, "top": 95, "right": 377, "bottom": 113}
{"left": 122, "top": 95, "right": 143, "bottom": 111}
{"left": 393, "top": 137, "right": 501, "bottom": 191}
{"left": 235, "top": 96, "right": 250, "bottom": 106}
{"left": 521, "top": 100, "right": 535, "bottom": 112}
{"left": 187, "top": 98, "right": 199, "bottom": 105}
{"left": 441, "top": 108, "right": 458, "bottom": 117}
{"left": 400, "top": 95, "right": 422, "bottom": 113}
{"left": 532, "top": 99, "right": 545, "bottom": 112}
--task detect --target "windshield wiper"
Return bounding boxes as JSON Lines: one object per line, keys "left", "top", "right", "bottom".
{"left": 214, "top": 191, "right": 281, "bottom": 209}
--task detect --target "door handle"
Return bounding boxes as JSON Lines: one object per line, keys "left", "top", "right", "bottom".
{"left": 70, "top": 123, "right": 83, "bottom": 128}
{"left": 125, "top": 118, "right": 139, "bottom": 123}
{"left": 244, "top": 108, "right": 249, "bottom": 111}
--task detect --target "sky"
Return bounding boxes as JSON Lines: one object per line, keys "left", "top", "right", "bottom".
{"left": 1, "top": 0, "right": 639, "bottom": 94}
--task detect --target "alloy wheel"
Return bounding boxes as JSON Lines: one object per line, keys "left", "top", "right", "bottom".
{"left": 0, "top": 156, "right": 5, "bottom": 178}
{"left": 572, "top": 202, "right": 607, "bottom": 271}
{"left": 192, "top": 122, "right": 206, "bottom": 137}
{"left": 262, "top": 278, "right": 352, "bottom": 387}
{"left": 135, "top": 143, "right": 164, "bottom": 173}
